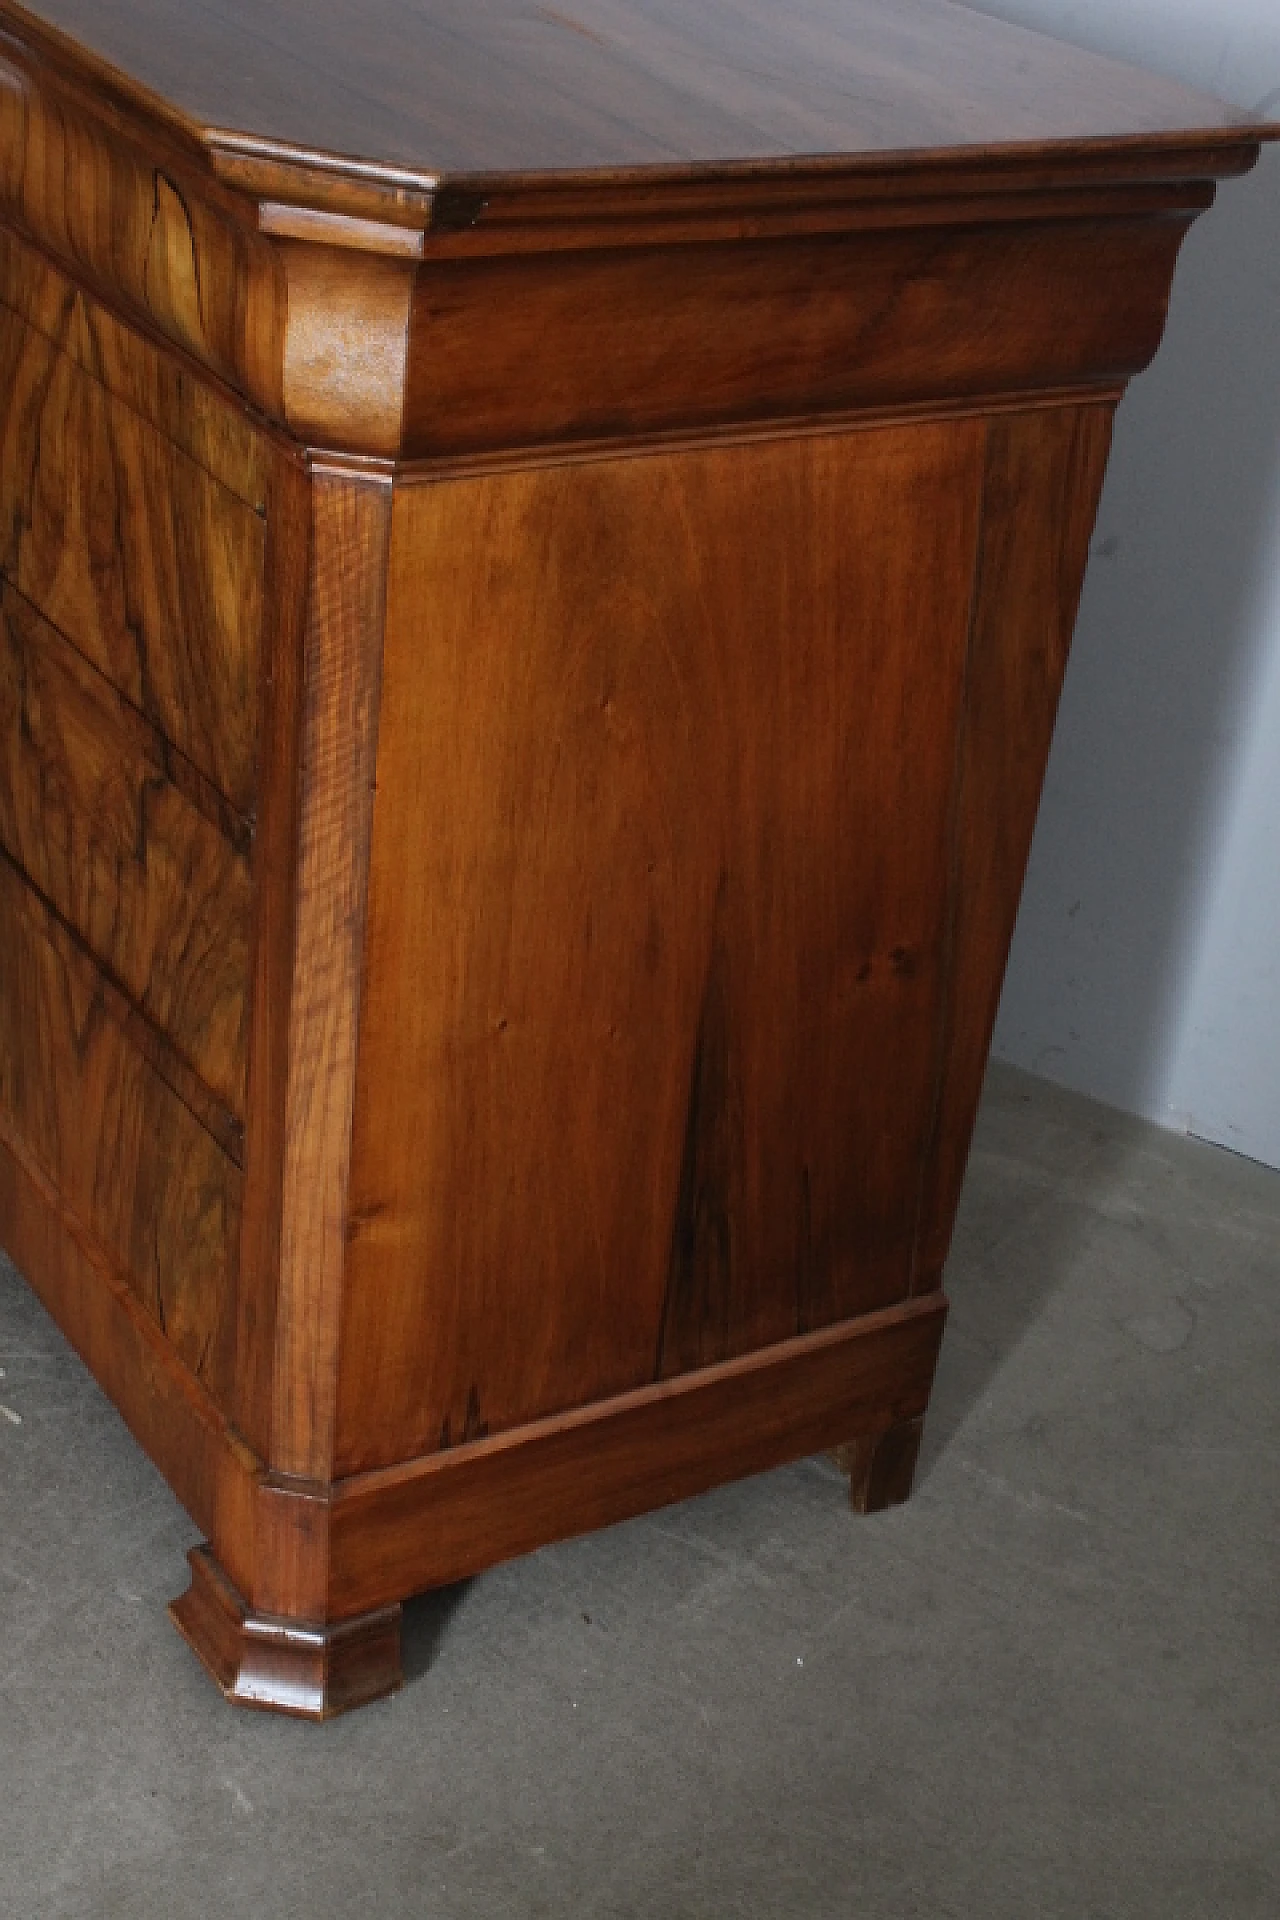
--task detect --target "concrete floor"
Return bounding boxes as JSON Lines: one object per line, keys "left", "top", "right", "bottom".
{"left": 1, "top": 1062, "right": 1277, "bottom": 1918}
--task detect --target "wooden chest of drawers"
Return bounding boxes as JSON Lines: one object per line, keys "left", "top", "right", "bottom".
{"left": 0, "top": 0, "right": 1271, "bottom": 1715}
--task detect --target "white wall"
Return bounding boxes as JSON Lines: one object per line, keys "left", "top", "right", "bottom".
{"left": 969, "top": 1, "right": 1280, "bottom": 1166}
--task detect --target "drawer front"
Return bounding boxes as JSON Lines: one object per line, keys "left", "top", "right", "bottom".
{"left": 404, "top": 215, "right": 1189, "bottom": 458}
{"left": 0, "top": 855, "right": 240, "bottom": 1402}
{"left": 0, "top": 228, "right": 269, "bottom": 514}
{"left": 0, "top": 584, "right": 251, "bottom": 1119}
{"left": 0, "top": 304, "right": 264, "bottom": 815}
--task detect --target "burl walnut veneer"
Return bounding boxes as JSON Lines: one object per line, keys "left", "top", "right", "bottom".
{"left": 0, "top": 0, "right": 1272, "bottom": 1716}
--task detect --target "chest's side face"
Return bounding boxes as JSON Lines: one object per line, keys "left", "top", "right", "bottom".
{"left": 336, "top": 401, "right": 1108, "bottom": 1474}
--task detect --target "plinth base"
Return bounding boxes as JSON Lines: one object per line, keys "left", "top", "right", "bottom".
{"left": 169, "top": 1546, "right": 403, "bottom": 1721}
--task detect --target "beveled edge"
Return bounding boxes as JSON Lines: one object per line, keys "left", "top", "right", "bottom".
{"left": 218, "top": 127, "right": 1276, "bottom": 262}
{"left": 0, "top": 0, "right": 1273, "bottom": 243}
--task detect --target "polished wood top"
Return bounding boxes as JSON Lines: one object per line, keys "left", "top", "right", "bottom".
{"left": 5, "top": 0, "right": 1274, "bottom": 190}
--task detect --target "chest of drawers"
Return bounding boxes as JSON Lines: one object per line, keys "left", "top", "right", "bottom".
{"left": 0, "top": 0, "right": 1271, "bottom": 1715}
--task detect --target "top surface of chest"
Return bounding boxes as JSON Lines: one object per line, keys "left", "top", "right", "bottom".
{"left": 3, "top": 0, "right": 1266, "bottom": 185}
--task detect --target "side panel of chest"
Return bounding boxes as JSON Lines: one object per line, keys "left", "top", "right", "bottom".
{"left": 339, "top": 422, "right": 986, "bottom": 1471}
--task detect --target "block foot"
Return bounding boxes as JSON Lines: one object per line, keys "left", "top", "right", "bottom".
{"left": 169, "top": 1545, "right": 403, "bottom": 1720}
{"left": 832, "top": 1415, "right": 925, "bottom": 1513}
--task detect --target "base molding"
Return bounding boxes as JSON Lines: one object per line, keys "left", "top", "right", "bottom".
{"left": 170, "top": 1546, "right": 403, "bottom": 1720}
{"left": 327, "top": 1293, "right": 948, "bottom": 1615}
{"left": 4, "top": 1117, "right": 946, "bottom": 1713}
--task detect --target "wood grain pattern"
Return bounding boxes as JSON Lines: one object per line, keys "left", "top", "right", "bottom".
{"left": 0, "top": 23, "right": 284, "bottom": 415}
{"left": 0, "top": 0, "right": 1266, "bottom": 477}
{"left": 0, "top": 582, "right": 251, "bottom": 1118}
{"left": 0, "top": 1086, "right": 944, "bottom": 1658}
{"left": 329, "top": 1292, "right": 947, "bottom": 1615}
{"left": 403, "top": 152, "right": 1255, "bottom": 262}
{"left": 0, "top": 852, "right": 241, "bottom": 1398}
{"left": 6, "top": 0, "right": 1267, "bottom": 181}
{"left": 0, "top": 1121, "right": 256, "bottom": 1573}
{"left": 268, "top": 463, "right": 392, "bottom": 1481}
{"left": 231, "top": 450, "right": 310, "bottom": 1463}
{"left": 337, "top": 425, "right": 983, "bottom": 1474}
{"left": 403, "top": 213, "right": 1192, "bottom": 459}
{"left": 278, "top": 242, "right": 416, "bottom": 456}
{"left": 0, "top": 0, "right": 1267, "bottom": 1718}
{"left": 912, "top": 403, "right": 1116, "bottom": 1284}
{"left": 0, "top": 226, "right": 269, "bottom": 511}
{"left": 0, "top": 303, "right": 265, "bottom": 813}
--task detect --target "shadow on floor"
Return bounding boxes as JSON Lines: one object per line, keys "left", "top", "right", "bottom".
{"left": 400, "top": 1578, "right": 474, "bottom": 1682}
{"left": 914, "top": 1064, "right": 1150, "bottom": 1480}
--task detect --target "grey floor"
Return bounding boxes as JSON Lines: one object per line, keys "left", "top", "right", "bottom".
{"left": 1, "top": 1063, "right": 1277, "bottom": 1919}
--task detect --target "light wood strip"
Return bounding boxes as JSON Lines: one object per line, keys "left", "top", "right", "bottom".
{"left": 269, "top": 463, "right": 392, "bottom": 1480}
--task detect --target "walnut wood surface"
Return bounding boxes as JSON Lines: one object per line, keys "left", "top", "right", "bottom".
{"left": 0, "top": 0, "right": 1268, "bottom": 1717}
{"left": 0, "top": 1082, "right": 947, "bottom": 1649}
{"left": 0, "top": 35, "right": 285, "bottom": 430}
{"left": 0, "top": 1124, "right": 253, "bottom": 1560}
{"left": 0, "top": 854, "right": 240, "bottom": 1397}
{"left": 0, "top": 228, "right": 269, "bottom": 511}
{"left": 913, "top": 402, "right": 1116, "bottom": 1283}
{"left": 0, "top": 299, "right": 264, "bottom": 813}
{"left": 279, "top": 245, "right": 417, "bottom": 461}
{"left": 834, "top": 1416, "right": 925, "bottom": 1514}
{"left": 6, "top": 0, "right": 1268, "bottom": 183}
{"left": 170, "top": 1546, "right": 403, "bottom": 1721}
{"left": 268, "top": 465, "right": 392, "bottom": 1483}
{"left": 231, "top": 451, "right": 311, "bottom": 1465}
{"left": 0, "top": 584, "right": 251, "bottom": 1120}
{"left": 337, "top": 426, "right": 980, "bottom": 1472}
{"left": 329, "top": 1292, "right": 947, "bottom": 1614}
{"left": 403, "top": 212, "right": 1190, "bottom": 460}
{"left": 0, "top": 0, "right": 1268, "bottom": 463}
